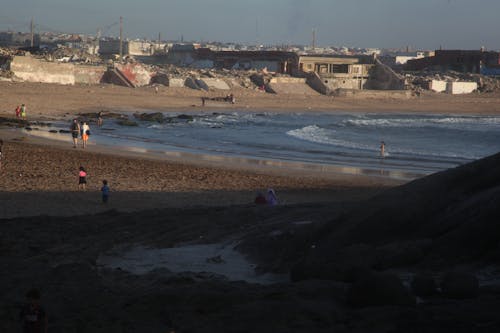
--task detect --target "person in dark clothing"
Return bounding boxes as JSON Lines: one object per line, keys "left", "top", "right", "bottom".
{"left": 20, "top": 288, "right": 47, "bottom": 333}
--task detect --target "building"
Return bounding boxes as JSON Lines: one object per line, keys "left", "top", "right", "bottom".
{"left": 166, "top": 46, "right": 298, "bottom": 74}
{"left": 405, "top": 50, "right": 500, "bottom": 73}
{"left": 99, "top": 39, "right": 154, "bottom": 57}
{"left": 0, "top": 31, "right": 40, "bottom": 47}
{"left": 298, "top": 55, "right": 376, "bottom": 90}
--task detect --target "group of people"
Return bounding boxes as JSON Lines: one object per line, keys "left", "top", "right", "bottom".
{"left": 70, "top": 119, "right": 91, "bottom": 149}
{"left": 78, "top": 166, "right": 110, "bottom": 203}
{"left": 254, "top": 188, "right": 279, "bottom": 206}
{"left": 15, "top": 104, "right": 27, "bottom": 120}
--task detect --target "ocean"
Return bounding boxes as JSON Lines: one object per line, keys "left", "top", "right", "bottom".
{"left": 40, "top": 111, "right": 500, "bottom": 178}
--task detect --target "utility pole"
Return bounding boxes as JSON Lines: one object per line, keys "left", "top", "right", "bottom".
{"left": 158, "top": 32, "right": 161, "bottom": 53}
{"left": 95, "top": 28, "right": 101, "bottom": 56}
{"left": 119, "top": 16, "right": 123, "bottom": 61}
{"left": 312, "top": 28, "right": 316, "bottom": 51}
{"left": 30, "top": 17, "right": 34, "bottom": 47}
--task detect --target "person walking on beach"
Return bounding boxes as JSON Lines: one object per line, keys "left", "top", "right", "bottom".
{"left": 70, "top": 119, "right": 80, "bottom": 148}
{"left": 380, "top": 141, "right": 386, "bottom": 158}
{"left": 78, "top": 166, "right": 87, "bottom": 190}
{"left": 20, "top": 104, "right": 27, "bottom": 120}
{"left": 15, "top": 105, "right": 21, "bottom": 119}
{"left": 97, "top": 111, "right": 103, "bottom": 127}
{"left": 101, "top": 179, "right": 110, "bottom": 203}
{"left": 20, "top": 288, "right": 48, "bottom": 333}
{"left": 81, "top": 121, "right": 90, "bottom": 149}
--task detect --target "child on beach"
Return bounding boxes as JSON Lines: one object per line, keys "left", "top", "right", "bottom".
{"left": 78, "top": 166, "right": 87, "bottom": 190}
{"left": 20, "top": 288, "right": 48, "bottom": 333}
{"left": 15, "top": 105, "right": 21, "bottom": 118}
{"left": 101, "top": 180, "right": 109, "bottom": 203}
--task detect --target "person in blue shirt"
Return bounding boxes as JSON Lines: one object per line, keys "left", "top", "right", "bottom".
{"left": 101, "top": 179, "right": 110, "bottom": 203}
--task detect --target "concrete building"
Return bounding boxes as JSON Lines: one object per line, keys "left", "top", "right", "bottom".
{"left": 166, "top": 47, "right": 297, "bottom": 74}
{"left": 298, "top": 55, "right": 376, "bottom": 90}
{"left": 0, "top": 32, "right": 41, "bottom": 47}
{"left": 405, "top": 50, "right": 500, "bottom": 73}
{"left": 99, "top": 39, "right": 154, "bottom": 57}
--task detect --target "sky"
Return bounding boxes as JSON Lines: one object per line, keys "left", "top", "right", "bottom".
{"left": 0, "top": 0, "right": 499, "bottom": 50}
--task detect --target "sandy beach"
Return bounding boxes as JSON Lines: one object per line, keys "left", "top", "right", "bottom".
{"left": 1, "top": 82, "right": 500, "bottom": 332}
{"left": 2, "top": 81, "right": 500, "bottom": 118}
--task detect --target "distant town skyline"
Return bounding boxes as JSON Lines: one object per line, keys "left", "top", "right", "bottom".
{"left": 1, "top": 0, "right": 499, "bottom": 50}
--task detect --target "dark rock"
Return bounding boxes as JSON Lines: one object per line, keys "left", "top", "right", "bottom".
{"left": 117, "top": 120, "right": 139, "bottom": 127}
{"left": 374, "top": 239, "right": 431, "bottom": 269}
{"left": 59, "top": 129, "right": 71, "bottom": 134}
{"left": 347, "top": 272, "right": 416, "bottom": 307}
{"left": 49, "top": 130, "right": 58, "bottom": 133}
{"left": 133, "top": 112, "right": 164, "bottom": 123}
{"left": 411, "top": 274, "right": 438, "bottom": 297}
{"left": 176, "top": 114, "right": 194, "bottom": 121}
{"left": 441, "top": 272, "right": 479, "bottom": 299}
{"left": 184, "top": 77, "right": 200, "bottom": 90}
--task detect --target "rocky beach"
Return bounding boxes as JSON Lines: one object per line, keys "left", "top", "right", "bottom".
{"left": 1, "top": 81, "right": 500, "bottom": 332}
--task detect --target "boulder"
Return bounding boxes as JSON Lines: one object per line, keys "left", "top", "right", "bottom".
{"left": 134, "top": 112, "right": 164, "bottom": 123}
{"left": 347, "top": 273, "right": 416, "bottom": 307}
{"left": 411, "top": 274, "right": 438, "bottom": 297}
{"left": 441, "top": 272, "right": 479, "bottom": 299}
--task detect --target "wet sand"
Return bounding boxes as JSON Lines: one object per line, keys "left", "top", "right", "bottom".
{"left": 0, "top": 135, "right": 399, "bottom": 219}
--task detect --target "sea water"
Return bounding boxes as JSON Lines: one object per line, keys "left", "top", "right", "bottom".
{"left": 45, "top": 111, "right": 500, "bottom": 177}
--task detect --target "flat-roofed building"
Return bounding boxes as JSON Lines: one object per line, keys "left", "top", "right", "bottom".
{"left": 299, "top": 55, "right": 376, "bottom": 90}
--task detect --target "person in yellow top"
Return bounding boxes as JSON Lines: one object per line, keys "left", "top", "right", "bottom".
{"left": 20, "top": 104, "right": 27, "bottom": 120}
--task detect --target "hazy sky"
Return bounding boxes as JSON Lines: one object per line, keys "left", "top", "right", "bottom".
{"left": 1, "top": 0, "right": 498, "bottom": 50}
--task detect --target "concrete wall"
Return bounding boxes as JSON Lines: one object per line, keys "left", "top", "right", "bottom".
{"left": 269, "top": 77, "right": 306, "bottom": 84}
{"left": 267, "top": 77, "right": 318, "bottom": 95}
{"left": 199, "top": 78, "right": 230, "bottom": 90}
{"left": 323, "top": 77, "right": 367, "bottom": 90}
{"left": 10, "top": 56, "right": 76, "bottom": 85}
{"left": 446, "top": 81, "right": 477, "bottom": 94}
{"left": 306, "top": 72, "right": 329, "bottom": 95}
{"left": 429, "top": 80, "right": 447, "bottom": 93}
{"left": 114, "top": 63, "right": 152, "bottom": 87}
{"left": 168, "top": 78, "right": 186, "bottom": 88}
{"left": 333, "top": 89, "right": 412, "bottom": 99}
{"left": 365, "top": 61, "right": 406, "bottom": 90}
{"left": 73, "top": 65, "right": 106, "bottom": 85}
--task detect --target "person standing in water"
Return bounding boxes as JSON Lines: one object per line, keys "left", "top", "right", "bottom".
{"left": 380, "top": 141, "right": 386, "bottom": 158}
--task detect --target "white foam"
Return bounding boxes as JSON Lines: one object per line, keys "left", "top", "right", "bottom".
{"left": 287, "top": 125, "right": 373, "bottom": 151}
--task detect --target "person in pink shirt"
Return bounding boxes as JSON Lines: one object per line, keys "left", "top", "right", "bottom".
{"left": 78, "top": 166, "right": 87, "bottom": 190}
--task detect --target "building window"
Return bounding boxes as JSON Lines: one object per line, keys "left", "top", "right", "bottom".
{"left": 332, "top": 64, "right": 349, "bottom": 73}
